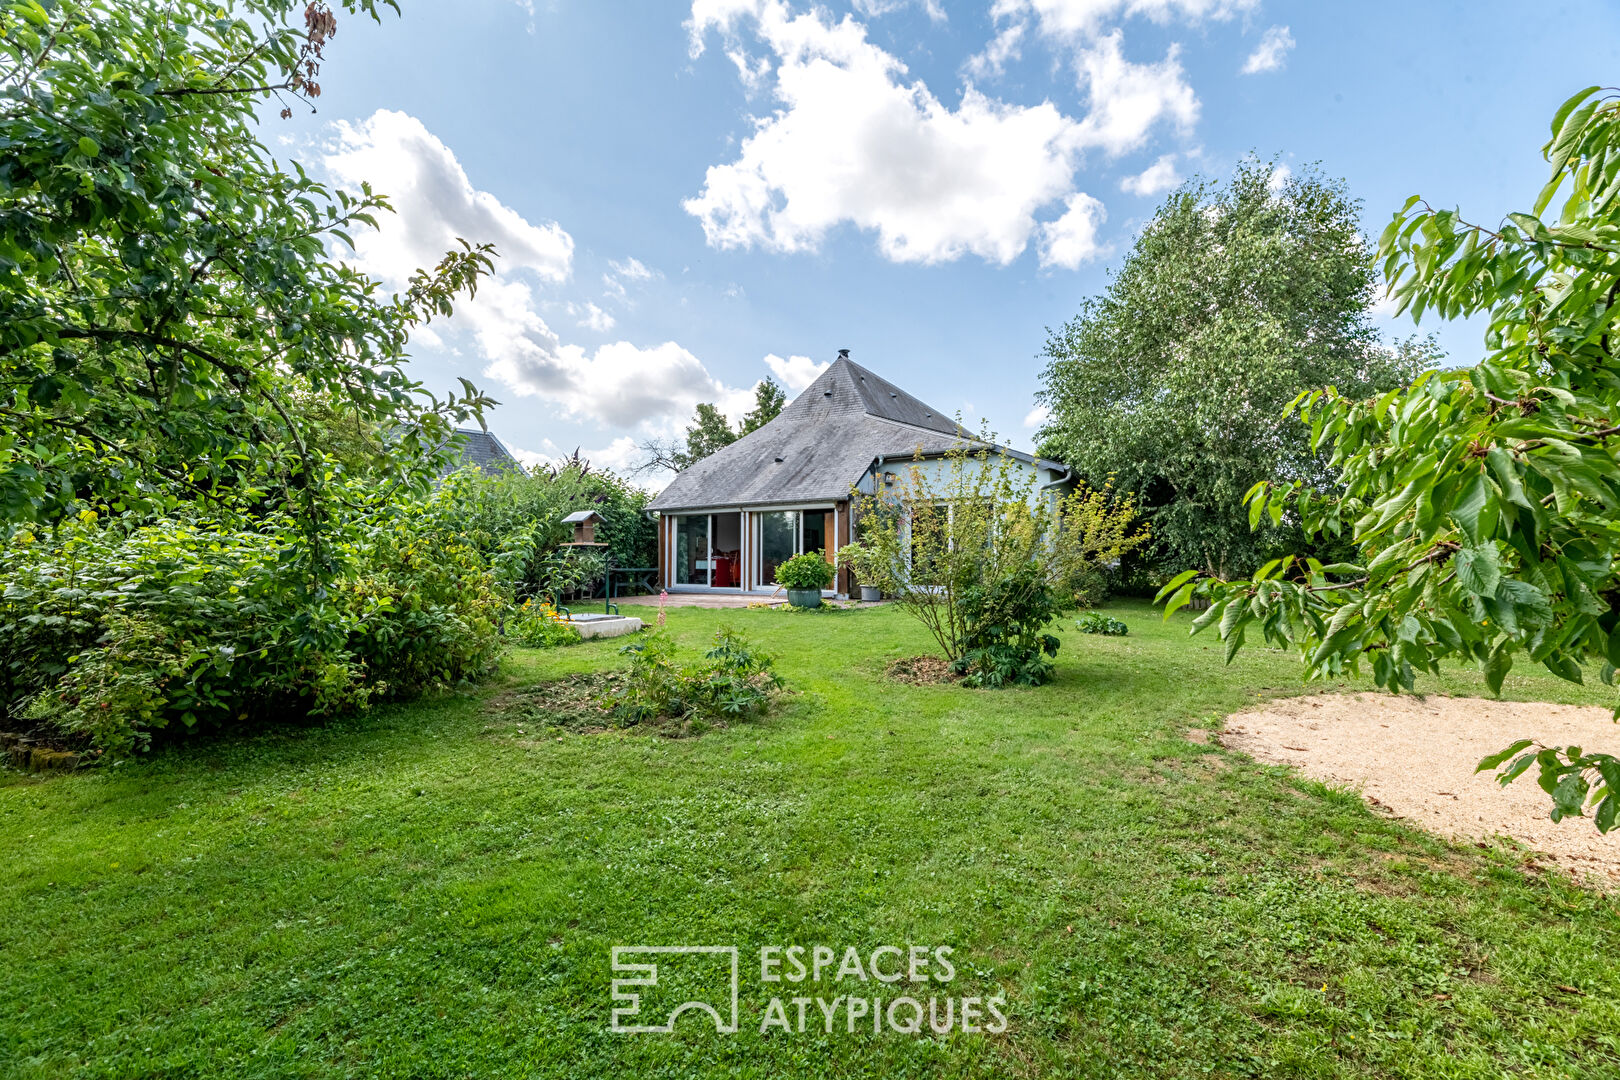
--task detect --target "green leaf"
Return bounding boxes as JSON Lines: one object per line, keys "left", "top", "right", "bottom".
{"left": 1162, "top": 582, "right": 1194, "bottom": 620}
{"left": 1486, "top": 447, "right": 1533, "bottom": 510}
{"left": 1483, "top": 643, "right": 1513, "bottom": 696}
{"left": 1499, "top": 751, "right": 1538, "bottom": 785}
{"left": 1450, "top": 472, "right": 1490, "bottom": 544}
{"left": 1154, "top": 569, "right": 1200, "bottom": 603}
{"left": 1596, "top": 792, "right": 1617, "bottom": 834}
{"left": 1453, "top": 544, "right": 1501, "bottom": 598}
{"left": 1190, "top": 600, "right": 1225, "bottom": 634}
{"left": 1550, "top": 86, "right": 1602, "bottom": 139}
{"left": 1223, "top": 627, "right": 1246, "bottom": 666}
{"left": 1478, "top": 738, "right": 1533, "bottom": 772}
{"left": 1552, "top": 772, "right": 1589, "bottom": 817}
{"left": 77, "top": 136, "right": 100, "bottom": 158}
{"left": 1219, "top": 596, "right": 1248, "bottom": 638}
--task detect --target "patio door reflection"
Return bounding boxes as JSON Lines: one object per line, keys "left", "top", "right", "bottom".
{"left": 675, "top": 513, "right": 743, "bottom": 587}
{"left": 758, "top": 511, "right": 798, "bottom": 587}
{"left": 674, "top": 515, "right": 709, "bottom": 585}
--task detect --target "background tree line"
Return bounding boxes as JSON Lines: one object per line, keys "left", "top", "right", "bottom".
{"left": 1036, "top": 157, "right": 1443, "bottom": 587}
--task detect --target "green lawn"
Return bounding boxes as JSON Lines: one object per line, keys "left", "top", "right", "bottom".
{"left": 3, "top": 601, "right": 1618, "bottom": 1079}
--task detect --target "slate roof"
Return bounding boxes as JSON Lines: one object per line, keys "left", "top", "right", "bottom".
{"left": 442, "top": 427, "right": 519, "bottom": 473}
{"left": 562, "top": 510, "right": 602, "bottom": 523}
{"left": 647, "top": 357, "right": 1050, "bottom": 513}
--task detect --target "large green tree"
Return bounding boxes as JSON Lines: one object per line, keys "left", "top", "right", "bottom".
{"left": 637, "top": 376, "right": 787, "bottom": 473}
{"left": 0, "top": 0, "right": 492, "bottom": 560}
{"left": 1164, "top": 89, "right": 1620, "bottom": 832}
{"left": 1036, "top": 158, "right": 1436, "bottom": 579}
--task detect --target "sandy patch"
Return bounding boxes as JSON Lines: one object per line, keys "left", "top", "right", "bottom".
{"left": 1221, "top": 693, "right": 1620, "bottom": 883}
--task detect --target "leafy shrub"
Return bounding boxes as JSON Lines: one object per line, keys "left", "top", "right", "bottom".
{"left": 775, "top": 551, "right": 835, "bottom": 591}
{"left": 854, "top": 442, "right": 1149, "bottom": 687}
{"left": 2, "top": 490, "right": 502, "bottom": 757}
{"left": 611, "top": 628, "right": 782, "bottom": 727}
{"left": 507, "top": 601, "right": 581, "bottom": 648}
{"left": 834, "top": 541, "right": 884, "bottom": 589}
{"left": 1076, "top": 611, "right": 1128, "bottom": 636}
{"left": 954, "top": 564, "right": 1063, "bottom": 687}
{"left": 444, "top": 463, "right": 653, "bottom": 601}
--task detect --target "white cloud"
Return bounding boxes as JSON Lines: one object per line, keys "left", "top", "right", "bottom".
{"left": 1038, "top": 191, "right": 1108, "bottom": 269}
{"left": 964, "top": 21, "right": 1026, "bottom": 79}
{"left": 1241, "top": 25, "right": 1293, "bottom": 74}
{"left": 567, "top": 301, "right": 615, "bottom": 333}
{"left": 609, "top": 256, "right": 658, "bottom": 281}
{"left": 325, "top": 110, "right": 747, "bottom": 430}
{"left": 1023, "top": 403, "right": 1051, "bottom": 429}
{"left": 993, "top": 0, "right": 1256, "bottom": 42}
{"left": 765, "top": 353, "right": 830, "bottom": 392}
{"left": 1267, "top": 161, "right": 1291, "bottom": 193}
{"left": 325, "top": 110, "right": 575, "bottom": 286}
{"left": 1120, "top": 152, "right": 1180, "bottom": 196}
{"left": 1071, "top": 30, "right": 1198, "bottom": 157}
{"left": 685, "top": 0, "right": 1093, "bottom": 266}
{"left": 853, "top": 0, "right": 946, "bottom": 20}
{"left": 1368, "top": 291, "right": 1400, "bottom": 320}
{"left": 486, "top": 337, "right": 754, "bottom": 430}
{"left": 977, "top": 0, "right": 1244, "bottom": 158}
{"left": 602, "top": 256, "right": 660, "bottom": 303}
{"left": 513, "top": 436, "right": 646, "bottom": 476}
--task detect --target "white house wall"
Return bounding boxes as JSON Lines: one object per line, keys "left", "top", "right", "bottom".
{"left": 856, "top": 453, "right": 1070, "bottom": 514}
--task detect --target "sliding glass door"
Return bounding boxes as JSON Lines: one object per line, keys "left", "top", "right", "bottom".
{"left": 754, "top": 508, "right": 836, "bottom": 590}
{"left": 673, "top": 513, "right": 744, "bottom": 587}
{"left": 674, "top": 515, "right": 709, "bottom": 585}
{"left": 758, "top": 511, "right": 797, "bottom": 587}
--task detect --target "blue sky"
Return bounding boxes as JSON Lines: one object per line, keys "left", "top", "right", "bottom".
{"left": 280, "top": 0, "right": 1620, "bottom": 478}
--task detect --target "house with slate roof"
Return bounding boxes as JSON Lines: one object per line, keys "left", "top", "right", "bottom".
{"left": 440, "top": 427, "right": 519, "bottom": 474}
{"left": 646, "top": 353, "right": 1073, "bottom": 598}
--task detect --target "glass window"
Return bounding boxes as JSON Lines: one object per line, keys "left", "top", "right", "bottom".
{"left": 759, "top": 511, "right": 798, "bottom": 587}
{"left": 908, "top": 502, "right": 949, "bottom": 587}
{"left": 802, "top": 511, "right": 828, "bottom": 560}
{"left": 675, "top": 515, "right": 709, "bottom": 585}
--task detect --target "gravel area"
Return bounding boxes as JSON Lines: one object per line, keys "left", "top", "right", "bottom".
{"left": 1221, "top": 693, "right": 1620, "bottom": 884}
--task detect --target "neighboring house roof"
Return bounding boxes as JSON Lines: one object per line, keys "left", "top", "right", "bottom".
{"left": 442, "top": 427, "right": 519, "bottom": 473}
{"left": 647, "top": 356, "right": 1059, "bottom": 512}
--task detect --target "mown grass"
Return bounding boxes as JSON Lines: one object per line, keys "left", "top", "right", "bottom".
{"left": 2, "top": 600, "right": 1618, "bottom": 1079}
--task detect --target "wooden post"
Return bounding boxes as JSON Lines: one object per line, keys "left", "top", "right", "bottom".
{"left": 834, "top": 500, "right": 851, "bottom": 595}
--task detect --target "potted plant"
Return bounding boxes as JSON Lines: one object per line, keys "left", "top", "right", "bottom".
{"left": 836, "top": 541, "right": 884, "bottom": 602}
{"left": 776, "top": 551, "right": 835, "bottom": 608}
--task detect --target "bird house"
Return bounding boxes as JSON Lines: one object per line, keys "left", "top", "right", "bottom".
{"left": 562, "top": 510, "right": 606, "bottom": 546}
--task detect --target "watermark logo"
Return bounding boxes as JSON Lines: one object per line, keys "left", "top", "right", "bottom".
{"left": 610, "top": 944, "right": 1006, "bottom": 1036}
{"left": 610, "top": 946, "right": 740, "bottom": 1034}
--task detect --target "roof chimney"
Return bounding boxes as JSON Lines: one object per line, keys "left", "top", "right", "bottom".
{"left": 837, "top": 348, "right": 850, "bottom": 360}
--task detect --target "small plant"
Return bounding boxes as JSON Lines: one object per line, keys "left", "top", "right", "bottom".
{"left": 610, "top": 627, "right": 782, "bottom": 729}
{"left": 835, "top": 541, "right": 882, "bottom": 582}
{"left": 954, "top": 564, "right": 1062, "bottom": 687}
{"left": 775, "top": 551, "right": 835, "bottom": 591}
{"left": 507, "top": 600, "right": 581, "bottom": 648}
{"left": 1076, "top": 611, "right": 1128, "bottom": 636}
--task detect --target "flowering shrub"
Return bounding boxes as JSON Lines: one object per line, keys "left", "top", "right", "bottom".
{"left": 853, "top": 442, "right": 1148, "bottom": 687}
{"left": 508, "top": 601, "right": 581, "bottom": 648}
